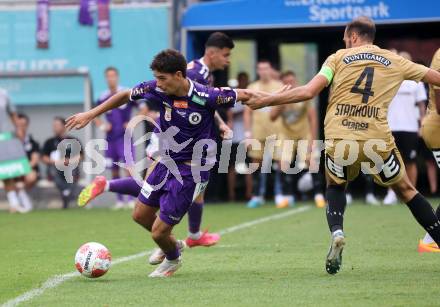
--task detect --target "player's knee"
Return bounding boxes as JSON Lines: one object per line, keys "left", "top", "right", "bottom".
{"left": 132, "top": 209, "right": 147, "bottom": 227}
{"left": 151, "top": 229, "right": 166, "bottom": 243}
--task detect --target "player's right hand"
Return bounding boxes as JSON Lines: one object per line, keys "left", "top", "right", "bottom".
{"left": 65, "top": 112, "right": 94, "bottom": 131}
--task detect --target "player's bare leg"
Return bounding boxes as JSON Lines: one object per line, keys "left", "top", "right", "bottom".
{"left": 131, "top": 201, "right": 158, "bottom": 231}
{"left": 149, "top": 217, "right": 182, "bottom": 277}
{"left": 390, "top": 174, "right": 440, "bottom": 253}
{"left": 324, "top": 175, "right": 347, "bottom": 275}
{"left": 132, "top": 201, "right": 186, "bottom": 268}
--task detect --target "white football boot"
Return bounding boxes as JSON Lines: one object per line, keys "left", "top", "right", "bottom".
{"left": 148, "top": 240, "right": 186, "bottom": 265}
{"left": 148, "top": 257, "right": 182, "bottom": 278}
{"left": 326, "top": 229, "right": 345, "bottom": 275}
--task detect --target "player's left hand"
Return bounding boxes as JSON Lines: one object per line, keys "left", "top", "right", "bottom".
{"left": 219, "top": 123, "right": 233, "bottom": 140}
{"left": 65, "top": 112, "right": 94, "bottom": 131}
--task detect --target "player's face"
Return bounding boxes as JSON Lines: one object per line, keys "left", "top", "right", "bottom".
{"left": 282, "top": 74, "right": 298, "bottom": 87}
{"left": 106, "top": 70, "right": 119, "bottom": 90}
{"left": 211, "top": 47, "right": 231, "bottom": 70}
{"left": 257, "top": 62, "right": 272, "bottom": 82}
{"left": 153, "top": 71, "right": 184, "bottom": 96}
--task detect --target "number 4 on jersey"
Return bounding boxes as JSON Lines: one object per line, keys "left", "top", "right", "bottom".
{"left": 351, "top": 67, "right": 375, "bottom": 104}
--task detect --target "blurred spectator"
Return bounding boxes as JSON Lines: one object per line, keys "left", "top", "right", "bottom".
{"left": 271, "top": 70, "right": 326, "bottom": 208}
{"left": 0, "top": 88, "right": 21, "bottom": 212}
{"left": 14, "top": 113, "right": 40, "bottom": 211}
{"left": 95, "top": 67, "right": 137, "bottom": 209}
{"left": 0, "top": 87, "right": 27, "bottom": 213}
{"left": 383, "top": 51, "right": 428, "bottom": 205}
{"left": 227, "top": 72, "right": 252, "bottom": 201}
{"left": 42, "top": 117, "right": 82, "bottom": 209}
{"left": 244, "top": 60, "right": 284, "bottom": 208}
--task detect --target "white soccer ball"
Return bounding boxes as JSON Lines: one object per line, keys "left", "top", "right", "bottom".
{"left": 75, "top": 242, "right": 112, "bottom": 278}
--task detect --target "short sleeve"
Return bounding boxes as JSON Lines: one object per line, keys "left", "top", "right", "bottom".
{"left": 431, "top": 51, "right": 440, "bottom": 90}
{"left": 206, "top": 87, "right": 237, "bottom": 110}
{"left": 318, "top": 53, "right": 336, "bottom": 85}
{"left": 415, "top": 82, "right": 427, "bottom": 102}
{"left": 400, "top": 57, "right": 429, "bottom": 82}
{"left": 129, "top": 81, "right": 160, "bottom": 104}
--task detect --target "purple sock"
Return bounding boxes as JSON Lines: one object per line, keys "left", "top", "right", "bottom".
{"left": 165, "top": 247, "right": 180, "bottom": 261}
{"left": 188, "top": 201, "right": 203, "bottom": 234}
{"left": 109, "top": 177, "right": 142, "bottom": 197}
{"left": 116, "top": 193, "right": 124, "bottom": 202}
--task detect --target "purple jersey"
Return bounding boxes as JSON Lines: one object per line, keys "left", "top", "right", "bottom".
{"left": 97, "top": 86, "right": 136, "bottom": 141}
{"left": 186, "top": 58, "right": 213, "bottom": 86}
{"left": 151, "top": 58, "right": 212, "bottom": 134}
{"left": 130, "top": 79, "right": 237, "bottom": 162}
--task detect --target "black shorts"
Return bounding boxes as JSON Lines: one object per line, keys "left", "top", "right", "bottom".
{"left": 392, "top": 131, "right": 418, "bottom": 163}
{"left": 418, "top": 137, "right": 436, "bottom": 161}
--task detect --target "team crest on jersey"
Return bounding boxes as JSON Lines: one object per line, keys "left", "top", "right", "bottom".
{"left": 173, "top": 100, "right": 188, "bottom": 109}
{"left": 189, "top": 112, "right": 202, "bottom": 125}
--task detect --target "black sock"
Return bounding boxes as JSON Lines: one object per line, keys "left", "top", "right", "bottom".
{"left": 406, "top": 193, "right": 440, "bottom": 246}
{"left": 252, "top": 170, "right": 261, "bottom": 196}
{"left": 326, "top": 185, "right": 346, "bottom": 233}
{"left": 280, "top": 172, "right": 292, "bottom": 196}
{"left": 436, "top": 205, "right": 440, "bottom": 218}
{"left": 312, "top": 172, "right": 323, "bottom": 195}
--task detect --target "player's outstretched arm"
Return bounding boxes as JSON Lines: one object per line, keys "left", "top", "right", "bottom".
{"left": 66, "top": 90, "right": 131, "bottom": 131}
{"left": 244, "top": 75, "right": 328, "bottom": 110}
{"left": 422, "top": 69, "right": 440, "bottom": 87}
{"left": 422, "top": 69, "right": 440, "bottom": 114}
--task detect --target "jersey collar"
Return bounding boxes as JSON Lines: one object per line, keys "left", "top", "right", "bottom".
{"left": 199, "top": 57, "right": 210, "bottom": 72}
{"left": 187, "top": 78, "right": 195, "bottom": 97}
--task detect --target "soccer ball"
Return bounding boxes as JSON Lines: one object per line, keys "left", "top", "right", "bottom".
{"left": 75, "top": 242, "right": 112, "bottom": 278}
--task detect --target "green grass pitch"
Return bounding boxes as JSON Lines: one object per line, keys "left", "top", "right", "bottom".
{"left": 1, "top": 202, "right": 440, "bottom": 306}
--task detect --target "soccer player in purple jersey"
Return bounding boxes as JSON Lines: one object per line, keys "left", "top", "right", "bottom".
{"left": 66, "top": 49, "right": 256, "bottom": 277}
{"left": 94, "top": 67, "right": 142, "bottom": 209}
{"left": 78, "top": 32, "right": 234, "bottom": 249}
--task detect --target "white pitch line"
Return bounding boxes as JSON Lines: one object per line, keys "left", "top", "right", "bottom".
{"left": 2, "top": 206, "right": 311, "bottom": 307}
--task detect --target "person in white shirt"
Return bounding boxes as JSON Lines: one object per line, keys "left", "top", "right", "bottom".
{"left": 383, "top": 51, "right": 428, "bottom": 205}
{"left": 227, "top": 72, "right": 252, "bottom": 201}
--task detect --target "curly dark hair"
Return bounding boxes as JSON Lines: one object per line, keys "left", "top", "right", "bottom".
{"left": 150, "top": 49, "right": 187, "bottom": 78}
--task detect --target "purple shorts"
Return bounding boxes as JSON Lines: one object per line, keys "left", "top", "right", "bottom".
{"left": 106, "top": 138, "right": 134, "bottom": 170}
{"left": 138, "top": 162, "right": 209, "bottom": 226}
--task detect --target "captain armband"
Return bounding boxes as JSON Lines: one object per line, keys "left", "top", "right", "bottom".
{"left": 318, "top": 66, "right": 334, "bottom": 85}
